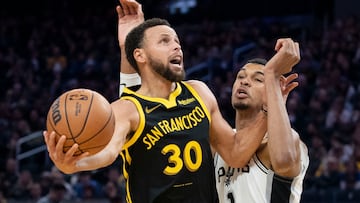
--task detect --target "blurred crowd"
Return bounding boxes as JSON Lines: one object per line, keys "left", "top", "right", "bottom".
{"left": 0, "top": 3, "right": 360, "bottom": 203}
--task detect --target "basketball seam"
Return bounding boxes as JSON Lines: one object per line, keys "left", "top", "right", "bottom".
{"left": 75, "top": 108, "right": 114, "bottom": 145}
{"left": 75, "top": 91, "right": 94, "bottom": 153}
{"left": 63, "top": 92, "right": 82, "bottom": 154}
{"left": 64, "top": 91, "right": 94, "bottom": 154}
{"left": 64, "top": 93, "right": 76, "bottom": 145}
{"left": 75, "top": 91, "right": 94, "bottom": 137}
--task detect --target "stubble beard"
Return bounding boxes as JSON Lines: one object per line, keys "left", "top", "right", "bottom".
{"left": 232, "top": 101, "right": 250, "bottom": 110}
{"left": 150, "top": 57, "right": 185, "bottom": 82}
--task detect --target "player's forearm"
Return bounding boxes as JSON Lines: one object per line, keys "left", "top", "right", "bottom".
{"left": 230, "top": 114, "right": 267, "bottom": 168}
{"left": 264, "top": 71, "right": 300, "bottom": 175}
{"left": 76, "top": 148, "right": 118, "bottom": 171}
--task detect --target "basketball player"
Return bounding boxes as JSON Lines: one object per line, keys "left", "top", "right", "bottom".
{"left": 214, "top": 58, "right": 309, "bottom": 203}
{"left": 43, "top": 0, "right": 301, "bottom": 202}
{"left": 115, "top": 3, "right": 307, "bottom": 202}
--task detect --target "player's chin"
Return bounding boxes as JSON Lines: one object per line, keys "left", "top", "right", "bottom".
{"left": 232, "top": 101, "right": 250, "bottom": 110}
{"left": 170, "top": 63, "right": 183, "bottom": 71}
{"left": 169, "top": 70, "right": 185, "bottom": 82}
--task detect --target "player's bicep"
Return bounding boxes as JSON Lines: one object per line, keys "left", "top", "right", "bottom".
{"left": 188, "top": 80, "right": 234, "bottom": 157}
{"left": 108, "top": 100, "right": 136, "bottom": 153}
{"left": 209, "top": 105, "right": 235, "bottom": 158}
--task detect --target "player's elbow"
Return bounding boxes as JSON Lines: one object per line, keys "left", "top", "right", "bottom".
{"left": 272, "top": 152, "right": 301, "bottom": 177}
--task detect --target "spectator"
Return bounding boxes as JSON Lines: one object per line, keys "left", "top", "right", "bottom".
{"left": 9, "top": 169, "right": 33, "bottom": 200}
{"left": 72, "top": 171, "right": 103, "bottom": 200}
{"left": 37, "top": 182, "right": 67, "bottom": 203}
{"left": 29, "top": 182, "right": 43, "bottom": 202}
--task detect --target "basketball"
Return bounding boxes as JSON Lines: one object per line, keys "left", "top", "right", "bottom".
{"left": 46, "top": 88, "right": 115, "bottom": 156}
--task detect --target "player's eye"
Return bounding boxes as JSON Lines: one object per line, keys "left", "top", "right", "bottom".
{"left": 160, "top": 38, "right": 170, "bottom": 44}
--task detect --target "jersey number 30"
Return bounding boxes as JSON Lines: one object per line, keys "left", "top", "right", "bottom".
{"left": 162, "top": 141, "right": 202, "bottom": 175}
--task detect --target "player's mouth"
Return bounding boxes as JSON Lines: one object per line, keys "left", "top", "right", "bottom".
{"left": 170, "top": 55, "right": 183, "bottom": 70}
{"left": 235, "top": 87, "right": 249, "bottom": 99}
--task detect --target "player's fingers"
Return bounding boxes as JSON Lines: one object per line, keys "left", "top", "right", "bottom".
{"left": 280, "top": 73, "right": 298, "bottom": 95}
{"left": 48, "top": 131, "right": 57, "bottom": 151}
{"left": 126, "top": 0, "right": 141, "bottom": 14}
{"left": 284, "top": 82, "right": 299, "bottom": 94}
{"left": 285, "top": 73, "right": 299, "bottom": 85}
{"left": 295, "top": 42, "right": 300, "bottom": 60}
{"left": 116, "top": 5, "right": 125, "bottom": 18}
{"left": 287, "top": 40, "right": 300, "bottom": 65}
{"left": 64, "top": 143, "right": 79, "bottom": 160}
{"left": 275, "top": 38, "right": 293, "bottom": 52}
{"left": 54, "top": 135, "right": 66, "bottom": 159}
{"left": 43, "top": 130, "right": 49, "bottom": 145}
{"left": 274, "top": 39, "right": 282, "bottom": 51}
{"left": 282, "top": 81, "right": 298, "bottom": 102}
{"left": 282, "top": 74, "right": 298, "bottom": 90}
{"left": 120, "top": 0, "right": 131, "bottom": 15}
{"left": 137, "top": 4, "right": 144, "bottom": 16}
{"left": 43, "top": 131, "right": 54, "bottom": 153}
{"left": 274, "top": 38, "right": 288, "bottom": 51}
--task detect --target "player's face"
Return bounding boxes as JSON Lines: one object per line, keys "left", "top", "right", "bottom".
{"left": 231, "top": 63, "right": 266, "bottom": 111}
{"left": 143, "top": 25, "right": 185, "bottom": 82}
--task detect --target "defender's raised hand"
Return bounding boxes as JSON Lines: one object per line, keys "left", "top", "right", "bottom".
{"left": 265, "top": 38, "right": 300, "bottom": 76}
{"left": 280, "top": 73, "right": 299, "bottom": 103}
{"left": 116, "top": 0, "right": 144, "bottom": 47}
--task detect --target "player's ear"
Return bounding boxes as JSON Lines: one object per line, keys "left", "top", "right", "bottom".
{"left": 134, "top": 48, "right": 146, "bottom": 63}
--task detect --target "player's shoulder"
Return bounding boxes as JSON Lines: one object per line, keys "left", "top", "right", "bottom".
{"left": 183, "top": 80, "right": 214, "bottom": 97}
{"left": 183, "top": 80, "right": 217, "bottom": 108}
{"left": 183, "top": 79, "right": 208, "bottom": 89}
{"left": 111, "top": 97, "right": 138, "bottom": 115}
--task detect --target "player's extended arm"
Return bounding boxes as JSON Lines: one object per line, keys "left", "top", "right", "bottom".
{"left": 264, "top": 38, "right": 301, "bottom": 177}
{"left": 43, "top": 100, "right": 135, "bottom": 174}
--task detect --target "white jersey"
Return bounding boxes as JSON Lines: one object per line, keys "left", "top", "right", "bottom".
{"left": 214, "top": 135, "right": 309, "bottom": 203}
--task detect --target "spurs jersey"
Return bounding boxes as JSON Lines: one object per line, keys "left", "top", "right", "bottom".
{"left": 214, "top": 131, "right": 309, "bottom": 203}
{"left": 120, "top": 82, "right": 218, "bottom": 203}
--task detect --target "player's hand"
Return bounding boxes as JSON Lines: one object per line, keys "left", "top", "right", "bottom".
{"left": 43, "top": 131, "right": 89, "bottom": 174}
{"left": 117, "top": 0, "right": 144, "bottom": 47}
{"left": 280, "top": 73, "right": 298, "bottom": 103}
{"left": 265, "top": 38, "right": 300, "bottom": 76}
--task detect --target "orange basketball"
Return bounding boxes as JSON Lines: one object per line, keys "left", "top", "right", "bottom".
{"left": 46, "top": 88, "right": 115, "bottom": 156}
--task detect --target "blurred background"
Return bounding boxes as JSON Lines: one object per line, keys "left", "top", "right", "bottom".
{"left": 0, "top": 0, "right": 359, "bottom": 202}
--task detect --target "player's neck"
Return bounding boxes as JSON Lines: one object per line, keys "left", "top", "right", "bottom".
{"left": 137, "top": 78, "right": 177, "bottom": 99}
{"left": 235, "top": 109, "right": 261, "bottom": 130}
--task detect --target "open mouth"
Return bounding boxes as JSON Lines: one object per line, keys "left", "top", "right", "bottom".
{"left": 170, "top": 57, "right": 181, "bottom": 65}
{"left": 236, "top": 88, "right": 248, "bottom": 98}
